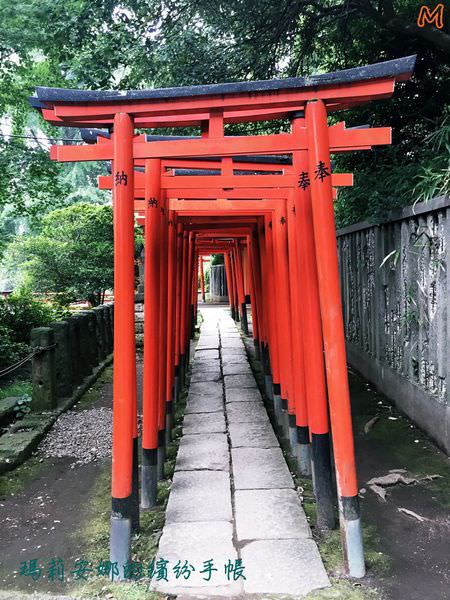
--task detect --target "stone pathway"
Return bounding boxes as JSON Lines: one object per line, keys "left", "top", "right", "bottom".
{"left": 152, "top": 306, "right": 329, "bottom": 598}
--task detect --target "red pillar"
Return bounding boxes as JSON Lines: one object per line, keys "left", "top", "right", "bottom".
{"left": 157, "top": 190, "right": 168, "bottom": 479}
{"left": 234, "top": 242, "right": 248, "bottom": 334}
{"left": 174, "top": 223, "right": 183, "bottom": 398}
{"left": 200, "top": 256, "right": 206, "bottom": 302}
{"left": 264, "top": 213, "right": 282, "bottom": 413}
{"left": 179, "top": 230, "right": 189, "bottom": 383}
{"left": 224, "top": 252, "right": 235, "bottom": 319}
{"left": 165, "top": 213, "right": 176, "bottom": 441}
{"left": 110, "top": 112, "right": 136, "bottom": 568}
{"left": 272, "top": 202, "right": 295, "bottom": 434}
{"left": 306, "top": 99, "right": 364, "bottom": 577}
{"left": 246, "top": 233, "right": 260, "bottom": 347}
{"left": 141, "top": 158, "right": 161, "bottom": 508}
{"left": 292, "top": 116, "right": 335, "bottom": 527}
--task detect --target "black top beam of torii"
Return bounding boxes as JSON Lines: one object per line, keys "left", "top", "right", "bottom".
{"left": 30, "top": 56, "right": 415, "bottom": 106}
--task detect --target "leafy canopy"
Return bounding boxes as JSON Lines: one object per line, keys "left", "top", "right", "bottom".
{"left": 6, "top": 203, "right": 114, "bottom": 306}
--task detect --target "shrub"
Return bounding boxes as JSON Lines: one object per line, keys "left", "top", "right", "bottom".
{"left": 0, "top": 289, "right": 67, "bottom": 372}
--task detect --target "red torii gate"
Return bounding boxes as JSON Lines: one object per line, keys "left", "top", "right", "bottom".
{"left": 30, "top": 54, "right": 415, "bottom": 579}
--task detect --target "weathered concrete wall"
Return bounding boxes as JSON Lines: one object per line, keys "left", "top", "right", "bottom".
{"left": 337, "top": 196, "right": 450, "bottom": 454}
{"left": 210, "top": 264, "right": 229, "bottom": 303}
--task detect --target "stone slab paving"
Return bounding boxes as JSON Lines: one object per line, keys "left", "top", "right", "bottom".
{"left": 221, "top": 347, "right": 247, "bottom": 357}
{"left": 227, "top": 401, "right": 269, "bottom": 422}
{"left": 167, "top": 470, "right": 232, "bottom": 523}
{"left": 183, "top": 411, "right": 226, "bottom": 434}
{"left": 229, "top": 421, "right": 278, "bottom": 448}
{"left": 152, "top": 306, "right": 329, "bottom": 598}
{"left": 176, "top": 433, "right": 229, "bottom": 471}
{"left": 224, "top": 373, "right": 258, "bottom": 389}
{"left": 232, "top": 447, "right": 294, "bottom": 490}
{"left": 222, "top": 362, "right": 253, "bottom": 376}
{"left": 226, "top": 387, "right": 263, "bottom": 403}
{"left": 235, "top": 489, "right": 311, "bottom": 539}
{"left": 191, "top": 370, "right": 222, "bottom": 383}
{"left": 196, "top": 348, "right": 220, "bottom": 359}
{"left": 185, "top": 394, "right": 224, "bottom": 414}
{"left": 241, "top": 539, "right": 329, "bottom": 596}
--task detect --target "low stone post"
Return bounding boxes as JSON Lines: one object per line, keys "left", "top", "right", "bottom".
{"left": 66, "top": 316, "right": 83, "bottom": 386}
{"left": 74, "top": 312, "right": 92, "bottom": 377}
{"left": 108, "top": 304, "right": 115, "bottom": 351}
{"left": 93, "top": 306, "right": 106, "bottom": 362}
{"left": 104, "top": 304, "right": 113, "bottom": 354}
{"left": 31, "top": 327, "right": 57, "bottom": 411}
{"left": 66, "top": 315, "right": 84, "bottom": 386}
{"left": 84, "top": 311, "right": 99, "bottom": 368}
{"left": 50, "top": 321, "right": 72, "bottom": 399}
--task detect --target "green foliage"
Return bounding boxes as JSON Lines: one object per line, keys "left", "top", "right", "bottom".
{"left": 0, "top": 324, "right": 29, "bottom": 372}
{"left": 0, "top": 288, "right": 63, "bottom": 340}
{"left": 414, "top": 108, "right": 450, "bottom": 203}
{"left": 0, "top": 289, "right": 62, "bottom": 371}
{"left": 7, "top": 203, "right": 114, "bottom": 306}
{"left": 0, "top": 380, "right": 32, "bottom": 401}
{"left": 13, "top": 393, "right": 32, "bottom": 418}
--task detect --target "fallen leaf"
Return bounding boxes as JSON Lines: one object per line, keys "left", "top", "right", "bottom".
{"left": 367, "top": 473, "right": 417, "bottom": 487}
{"left": 419, "top": 474, "right": 443, "bottom": 482}
{"left": 398, "top": 507, "right": 428, "bottom": 522}
{"left": 364, "top": 416, "right": 379, "bottom": 434}
{"left": 369, "top": 483, "right": 387, "bottom": 501}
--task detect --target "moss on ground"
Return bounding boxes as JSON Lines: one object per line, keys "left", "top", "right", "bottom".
{"left": 306, "top": 579, "right": 382, "bottom": 600}
{"left": 0, "top": 380, "right": 32, "bottom": 401}
{"left": 0, "top": 454, "right": 48, "bottom": 499}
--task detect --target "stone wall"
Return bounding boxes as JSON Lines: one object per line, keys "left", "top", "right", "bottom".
{"left": 30, "top": 303, "right": 114, "bottom": 411}
{"left": 337, "top": 196, "right": 450, "bottom": 454}
{"left": 210, "top": 264, "right": 228, "bottom": 303}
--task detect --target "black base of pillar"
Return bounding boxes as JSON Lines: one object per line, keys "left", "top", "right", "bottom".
{"left": 296, "top": 425, "right": 312, "bottom": 476}
{"left": 273, "top": 383, "right": 282, "bottom": 427}
{"left": 165, "top": 400, "right": 173, "bottom": 444}
{"left": 240, "top": 303, "right": 249, "bottom": 335}
{"left": 141, "top": 448, "right": 158, "bottom": 509}
{"left": 157, "top": 429, "right": 166, "bottom": 480}
{"left": 179, "top": 354, "right": 186, "bottom": 387}
{"left": 280, "top": 398, "right": 289, "bottom": 438}
{"left": 190, "top": 304, "right": 195, "bottom": 339}
{"left": 311, "top": 432, "right": 336, "bottom": 530}
{"left": 288, "top": 414, "right": 297, "bottom": 452}
{"left": 131, "top": 437, "right": 140, "bottom": 531}
{"left": 174, "top": 364, "right": 180, "bottom": 403}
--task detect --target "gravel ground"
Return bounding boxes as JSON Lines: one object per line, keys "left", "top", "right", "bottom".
{"left": 38, "top": 408, "right": 112, "bottom": 467}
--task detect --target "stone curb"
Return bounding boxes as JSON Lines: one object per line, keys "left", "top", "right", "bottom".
{"left": 0, "top": 353, "right": 113, "bottom": 475}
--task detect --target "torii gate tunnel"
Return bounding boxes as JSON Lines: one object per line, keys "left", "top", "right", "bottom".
{"left": 31, "top": 55, "right": 415, "bottom": 579}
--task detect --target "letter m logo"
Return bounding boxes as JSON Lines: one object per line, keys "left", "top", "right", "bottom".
{"left": 417, "top": 3, "right": 444, "bottom": 28}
